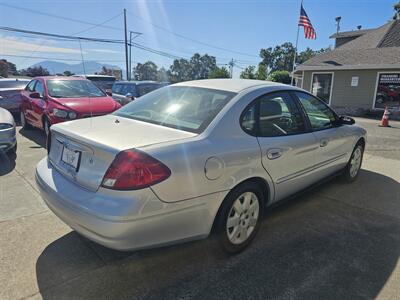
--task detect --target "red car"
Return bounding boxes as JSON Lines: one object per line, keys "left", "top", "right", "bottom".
{"left": 20, "top": 76, "right": 121, "bottom": 135}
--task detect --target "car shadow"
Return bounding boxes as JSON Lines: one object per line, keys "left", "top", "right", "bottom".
{"left": 19, "top": 127, "right": 46, "bottom": 149}
{"left": 36, "top": 169, "right": 400, "bottom": 299}
{"left": 0, "top": 151, "right": 16, "bottom": 175}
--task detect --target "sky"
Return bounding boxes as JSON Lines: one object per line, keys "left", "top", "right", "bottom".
{"left": 0, "top": 0, "right": 397, "bottom": 77}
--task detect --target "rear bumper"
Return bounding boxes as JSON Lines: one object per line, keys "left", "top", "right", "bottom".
{"left": 0, "top": 127, "right": 16, "bottom": 151}
{"left": 35, "top": 158, "right": 226, "bottom": 251}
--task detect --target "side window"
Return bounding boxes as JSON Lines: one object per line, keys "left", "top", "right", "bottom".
{"left": 26, "top": 80, "right": 36, "bottom": 92}
{"left": 34, "top": 80, "right": 44, "bottom": 97}
{"left": 112, "top": 84, "right": 121, "bottom": 94}
{"left": 295, "top": 92, "right": 337, "bottom": 131}
{"left": 258, "top": 92, "right": 305, "bottom": 137}
{"left": 241, "top": 103, "right": 257, "bottom": 134}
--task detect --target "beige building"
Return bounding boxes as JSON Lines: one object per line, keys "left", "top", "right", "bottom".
{"left": 295, "top": 20, "right": 400, "bottom": 116}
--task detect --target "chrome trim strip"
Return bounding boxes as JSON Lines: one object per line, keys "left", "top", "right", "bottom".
{"left": 277, "top": 153, "right": 347, "bottom": 184}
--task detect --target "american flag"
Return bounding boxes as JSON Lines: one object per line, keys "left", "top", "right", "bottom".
{"left": 298, "top": 4, "right": 316, "bottom": 39}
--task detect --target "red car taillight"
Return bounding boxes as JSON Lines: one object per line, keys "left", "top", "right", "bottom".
{"left": 101, "top": 150, "right": 171, "bottom": 190}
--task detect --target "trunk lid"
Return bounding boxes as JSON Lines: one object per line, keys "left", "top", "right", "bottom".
{"left": 48, "top": 114, "right": 196, "bottom": 191}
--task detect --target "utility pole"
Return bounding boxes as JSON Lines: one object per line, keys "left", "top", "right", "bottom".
{"left": 124, "top": 9, "right": 129, "bottom": 81}
{"left": 129, "top": 31, "right": 142, "bottom": 81}
{"left": 229, "top": 59, "right": 234, "bottom": 78}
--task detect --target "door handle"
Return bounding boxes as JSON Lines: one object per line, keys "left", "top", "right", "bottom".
{"left": 267, "top": 148, "right": 283, "bottom": 160}
{"left": 320, "top": 139, "right": 329, "bottom": 147}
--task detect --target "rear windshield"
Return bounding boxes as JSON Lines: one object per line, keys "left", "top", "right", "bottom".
{"left": 137, "top": 84, "right": 162, "bottom": 97}
{"left": 114, "top": 86, "right": 236, "bottom": 133}
{"left": 85, "top": 76, "right": 116, "bottom": 82}
{"left": 46, "top": 79, "right": 106, "bottom": 98}
{"left": 0, "top": 80, "right": 29, "bottom": 89}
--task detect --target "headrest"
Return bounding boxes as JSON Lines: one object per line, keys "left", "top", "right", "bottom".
{"left": 260, "top": 100, "right": 282, "bottom": 120}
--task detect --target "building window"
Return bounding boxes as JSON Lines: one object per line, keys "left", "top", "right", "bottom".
{"left": 311, "top": 73, "right": 333, "bottom": 104}
{"left": 374, "top": 73, "right": 400, "bottom": 109}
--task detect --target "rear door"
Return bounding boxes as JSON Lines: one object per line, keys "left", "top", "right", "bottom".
{"left": 21, "top": 80, "right": 37, "bottom": 123}
{"left": 30, "top": 79, "right": 47, "bottom": 127}
{"left": 249, "top": 91, "right": 319, "bottom": 201}
{"left": 293, "top": 91, "right": 352, "bottom": 177}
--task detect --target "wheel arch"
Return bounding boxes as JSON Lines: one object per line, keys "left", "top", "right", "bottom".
{"left": 210, "top": 176, "right": 272, "bottom": 234}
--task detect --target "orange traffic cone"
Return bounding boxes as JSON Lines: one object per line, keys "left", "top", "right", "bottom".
{"left": 379, "top": 106, "right": 391, "bottom": 127}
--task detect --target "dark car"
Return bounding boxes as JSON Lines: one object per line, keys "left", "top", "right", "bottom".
{"left": 111, "top": 81, "right": 164, "bottom": 106}
{"left": 0, "top": 78, "right": 30, "bottom": 114}
{"left": 74, "top": 75, "right": 116, "bottom": 95}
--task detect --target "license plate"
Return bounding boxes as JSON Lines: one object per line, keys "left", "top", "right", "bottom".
{"left": 61, "top": 146, "right": 81, "bottom": 170}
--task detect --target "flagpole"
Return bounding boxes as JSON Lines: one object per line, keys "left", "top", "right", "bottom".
{"left": 291, "top": 0, "right": 303, "bottom": 86}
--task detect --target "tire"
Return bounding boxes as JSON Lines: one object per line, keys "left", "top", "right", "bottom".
{"left": 342, "top": 142, "right": 364, "bottom": 182}
{"left": 20, "top": 111, "right": 31, "bottom": 129}
{"left": 215, "top": 182, "right": 265, "bottom": 254}
{"left": 7, "top": 143, "right": 17, "bottom": 155}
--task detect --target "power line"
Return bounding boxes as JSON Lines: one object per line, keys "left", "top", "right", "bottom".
{"left": 127, "top": 11, "right": 259, "bottom": 58}
{"left": 0, "top": 3, "right": 123, "bottom": 32}
{"left": 0, "top": 2, "right": 259, "bottom": 59}
{"left": 0, "top": 26, "right": 124, "bottom": 43}
{"left": 0, "top": 54, "right": 128, "bottom": 63}
{"left": 73, "top": 12, "right": 124, "bottom": 35}
{"left": 0, "top": 26, "right": 187, "bottom": 61}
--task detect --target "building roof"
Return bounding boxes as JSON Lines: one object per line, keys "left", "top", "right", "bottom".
{"left": 329, "top": 28, "right": 374, "bottom": 39}
{"left": 297, "top": 20, "right": 400, "bottom": 71}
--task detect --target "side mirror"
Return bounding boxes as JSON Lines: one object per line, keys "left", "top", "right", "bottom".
{"left": 338, "top": 115, "right": 355, "bottom": 125}
{"left": 125, "top": 93, "right": 135, "bottom": 101}
{"left": 30, "top": 92, "right": 41, "bottom": 99}
{"left": 105, "top": 89, "right": 112, "bottom": 96}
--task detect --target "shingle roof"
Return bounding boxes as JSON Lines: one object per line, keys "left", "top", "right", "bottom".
{"left": 329, "top": 28, "right": 373, "bottom": 39}
{"left": 297, "top": 20, "right": 400, "bottom": 70}
{"left": 337, "top": 21, "right": 394, "bottom": 50}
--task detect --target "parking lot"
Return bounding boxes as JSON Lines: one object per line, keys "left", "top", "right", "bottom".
{"left": 1, "top": 117, "right": 399, "bottom": 300}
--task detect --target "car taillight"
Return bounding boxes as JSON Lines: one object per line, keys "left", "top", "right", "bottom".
{"left": 101, "top": 150, "right": 171, "bottom": 190}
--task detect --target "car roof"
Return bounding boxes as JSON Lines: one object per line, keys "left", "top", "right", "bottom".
{"left": 34, "top": 76, "right": 89, "bottom": 81}
{"left": 114, "top": 80, "right": 160, "bottom": 85}
{"left": 0, "top": 78, "right": 30, "bottom": 82}
{"left": 174, "top": 79, "right": 287, "bottom": 93}
{"left": 75, "top": 74, "right": 116, "bottom": 78}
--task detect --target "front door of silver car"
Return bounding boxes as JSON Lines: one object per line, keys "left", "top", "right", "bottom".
{"left": 294, "top": 92, "right": 353, "bottom": 177}
{"left": 242, "top": 91, "right": 319, "bottom": 202}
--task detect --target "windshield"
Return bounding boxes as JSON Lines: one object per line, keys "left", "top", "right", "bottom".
{"left": 114, "top": 86, "right": 236, "bottom": 133}
{"left": 0, "top": 80, "right": 29, "bottom": 89}
{"left": 46, "top": 79, "right": 106, "bottom": 98}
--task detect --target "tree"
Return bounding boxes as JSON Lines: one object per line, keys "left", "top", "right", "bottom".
{"left": 255, "top": 64, "right": 267, "bottom": 80}
{"left": 133, "top": 61, "right": 158, "bottom": 81}
{"left": 394, "top": 2, "right": 400, "bottom": 20}
{"left": 240, "top": 65, "right": 257, "bottom": 79}
{"left": 260, "top": 43, "right": 330, "bottom": 72}
{"left": 157, "top": 67, "right": 169, "bottom": 82}
{"left": 189, "top": 53, "right": 217, "bottom": 80}
{"left": 208, "top": 66, "right": 230, "bottom": 79}
{"left": 168, "top": 58, "right": 192, "bottom": 83}
{"left": 19, "top": 66, "right": 50, "bottom": 77}
{"left": 0, "top": 60, "right": 9, "bottom": 77}
{"left": 267, "top": 70, "right": 291, "bottom": 84}
{"left": 0, "top": 59, "right": 18, "bottom": 77}
{"left": 63, "top": 70, "right": 74, "bottom": 76}
{"left": 167, "top": 53, "right": 218, "bottom": 83}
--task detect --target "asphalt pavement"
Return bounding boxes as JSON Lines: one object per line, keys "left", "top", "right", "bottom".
{"left": 0, "top": 117, "right": 399, "bottom": 300}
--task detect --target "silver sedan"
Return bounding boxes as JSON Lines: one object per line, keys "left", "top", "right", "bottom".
{"left": 36, "top": 79, "right": 366, "bottom": 253}
{"left": 0, "top": 107, "right": 17, "bottom": 154}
